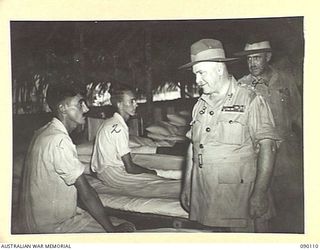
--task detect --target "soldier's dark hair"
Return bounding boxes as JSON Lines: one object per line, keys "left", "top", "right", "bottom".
{"left": 46, "top": 84, "right": 80, "bottom": 114}
{"left": 110, "top": 88, "right": 134, "bottom": 109}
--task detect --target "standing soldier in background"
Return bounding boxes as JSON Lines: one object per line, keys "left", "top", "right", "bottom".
{"left": 235, "top": 36, "right": 303, "bottom": 231}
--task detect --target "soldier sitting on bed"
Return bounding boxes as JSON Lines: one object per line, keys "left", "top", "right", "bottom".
{"left": 19, "top": 83, "right": 135, "bottom": 233}
{"left": 91, "top": 88, "right": 182, "bottom": 198}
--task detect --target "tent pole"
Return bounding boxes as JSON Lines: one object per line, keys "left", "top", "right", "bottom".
{"left": 144, "top": 25, "right": 153, "bottom": 125}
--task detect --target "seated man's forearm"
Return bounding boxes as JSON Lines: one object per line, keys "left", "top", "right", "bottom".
{"left": 121, "top": 153, "right": 156, "bottom": 175}
{"left": 75, "top": 175, "right": 115, "bottom": 232}
{"left": 128, "top": 163, "right": 156, "bottom": 175}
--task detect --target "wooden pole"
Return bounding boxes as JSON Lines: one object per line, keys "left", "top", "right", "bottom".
{"left": 113, "top": 55, "right": 119, "bottom": 86}
{"left": 180, "top": 81, "right": 186, "bottom": 99}
{"left": 144, "top": 24, "right": 153, "bottom": 125}
{"left": 74, "top": 23, "right": 85, "bottom": 87}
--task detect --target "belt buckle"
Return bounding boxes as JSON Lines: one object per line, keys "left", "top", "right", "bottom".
{"left": 198, "top": 154, "right": 203, "bottom": 168}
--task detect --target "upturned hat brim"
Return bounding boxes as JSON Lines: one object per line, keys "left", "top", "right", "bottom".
{"left": 179, "top": 57, "right": 238, "bottom": 69}
{"left": 234, "top": 48, "right": 272, "bottom": 57}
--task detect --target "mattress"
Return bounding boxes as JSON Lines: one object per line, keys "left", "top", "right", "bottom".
{"left": 11, "top": 141, "right": 189, "bottom": 225}
{"left": 86, "top": 175, "right": 188, "bottom": 218}
{"left": 76, "top": 141, "right": 187, "bottom": 218}
{"left": 79, "top": 151, "right": 188, "bottom": 218}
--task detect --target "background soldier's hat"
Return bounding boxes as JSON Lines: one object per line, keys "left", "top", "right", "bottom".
{"left": 234, "top": 34, "right": 272, "bottom": 56}
{"left": 179, "top": 39, "right": 238, "bottom": 69}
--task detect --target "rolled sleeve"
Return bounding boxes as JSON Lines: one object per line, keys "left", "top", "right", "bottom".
{"left": 186, "top": 100, "right": 201, "bottom": 141}
{"left": 289, "top": 78, "right": 302, "bottom": 128}
{"left": 186, "top": 128, "right": 192, "bottom": 140}
{"left": 248, "top": 95, "right": 282, "bottom": 145}
{"left": 53, "top": 137, "right": 85, "bottom": 185}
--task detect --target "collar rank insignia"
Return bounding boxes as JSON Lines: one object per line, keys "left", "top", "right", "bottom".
{"left": 221, "top": 105, "right": 245, "bottom": 112}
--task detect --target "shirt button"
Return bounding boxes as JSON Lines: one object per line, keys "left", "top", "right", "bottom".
{"left": 206, "top": 127, "right": 211, "bottom": 132}
{"left": 209, "top": 111, "right": 214, "bottom": 115}
{"left": 229, "top": 120, "right": 233, "bottom": 124}
{"left": 199, "top": 110, "right": 204, "bottom": 115}
{"left": 199, "top": 144, "right": 204, "bottom": 149}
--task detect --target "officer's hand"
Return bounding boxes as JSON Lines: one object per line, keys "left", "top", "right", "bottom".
{"left": 249, "top": 191, "right": 269, "bottom": 219}
{"left": 180, "top": 187, "right": 190, "bottom": 212}
{"left": 113, "top": 222, "right": 136, "bottom": 232}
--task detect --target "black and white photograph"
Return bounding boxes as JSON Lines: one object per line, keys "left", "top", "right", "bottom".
{"left": 10, "top": 17, "right": 304, "bottom": 235}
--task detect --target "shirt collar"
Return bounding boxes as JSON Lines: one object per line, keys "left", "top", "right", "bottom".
{"left": 200, "top": 76, "right": 237, "bottom": 106}
{"left": 113, "top": 112, "right": 128, "bottom": 130}
{"left": 266, "top": 66, "right": 279, "bottom": 87}
{"left": 251, "top": 66, "right": 275, "bottom": 87}
{"left": 51, "top": 117, "right": 69, "bottom": 135}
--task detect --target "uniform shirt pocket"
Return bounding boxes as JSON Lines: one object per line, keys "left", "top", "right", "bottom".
{"left": 216, "top": 161, "right": 256, "bottom": 219}
{"left": 216, "top": 113, "right": 246, "bottom": 145}
{"left": 218, "top": 161, "right": 256, "bottom": 184}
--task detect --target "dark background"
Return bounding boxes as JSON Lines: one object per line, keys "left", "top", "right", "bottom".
{"left": 11, "top": 17, "right": 304, "bottom": 93}
{"left": 11, "top": 17, "right": 304, "bottom": 149}
{"left": 11, "top": 17, "right": 304, "bottom": 150}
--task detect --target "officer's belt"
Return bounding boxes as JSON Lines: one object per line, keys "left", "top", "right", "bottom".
{"left": 194, "top": 151, "right": 255, "bottom": 165}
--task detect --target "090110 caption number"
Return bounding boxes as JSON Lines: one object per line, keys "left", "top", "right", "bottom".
{"left": 300, "top": 244, "right": 319, "bottom": 248}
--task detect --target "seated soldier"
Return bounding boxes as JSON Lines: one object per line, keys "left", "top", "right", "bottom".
{"left": 19, "top": 83, "right": 135, "bottom": 233}
{"left": 91, "top": 89, "right": 181, "bottom": 198}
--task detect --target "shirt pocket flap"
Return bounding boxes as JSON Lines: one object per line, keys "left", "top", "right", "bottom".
{"left": 218, "top": 162, "right": 256, "bottom": 184}
{"left": 218, "top": 112, "right": 246, "bottom": 124}
{"left": 216, "top": 113, "right": 246, "bottom": 145}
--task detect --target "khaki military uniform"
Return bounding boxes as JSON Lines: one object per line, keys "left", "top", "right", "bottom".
{"left": 19, "top": 118, "right": 105, "bottom": 233}
{"left": 238, "top": 67, "right": 302, "bottom": 190}
{"left": 187, "top": 77, "right": 280, "bottom": 228}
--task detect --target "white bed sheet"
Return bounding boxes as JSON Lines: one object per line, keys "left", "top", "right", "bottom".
{"left": 12, "top": 152, "right": 188, "bottom": 227}
{"left": 86, "top": 175, "right": 188, "bottom": 218}
{"left": 12, "top": 141, "right": 188, "bottom": 221}
{"left": 77, "top": 146, "right": 188, "bottom": 218}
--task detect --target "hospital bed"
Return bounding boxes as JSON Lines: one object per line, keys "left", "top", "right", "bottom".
{"left": 11, "top": 109, "right": 223, "bottom": 232}
{"left": 77, "top": 107, "right": 229, "bottom": 231}
{"left": 11, "top": 148, "right": 196, "bottom": 233}
{"left": 75, "top": 104, "right": 213, "bottom": 230}
{"left": 76, "top": 139, "right": 193, "bottom": 230}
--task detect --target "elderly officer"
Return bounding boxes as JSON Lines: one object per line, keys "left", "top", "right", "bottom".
{"left": 179, "top": 39, "right": 281, "bottom": 232}
{"left": 235, "top": 38, "right": 303, "bottom": 226}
